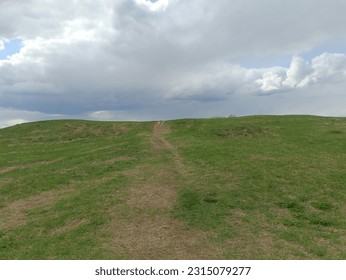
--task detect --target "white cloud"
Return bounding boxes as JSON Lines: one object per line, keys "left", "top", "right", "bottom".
{"left": 134, "top": 0, "right": 173, "bottom": 12}
{"left": 254, "top": 53, "right": 346, "bottom": 95}
{"left": 0, "top": 40, "right": 4, "bottom": 51}
{"left": 255, "top": 69, "right": 286, "bottom": 92}
{"left": 310, "top": 53, "right": 346, "bottom": 83}
{"left": 283, "top": 56, "right": 313, "bottom": 88}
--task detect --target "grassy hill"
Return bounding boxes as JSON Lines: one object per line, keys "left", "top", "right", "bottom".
{"left": 0, "top": 116, "right": 345, "bottom": 259}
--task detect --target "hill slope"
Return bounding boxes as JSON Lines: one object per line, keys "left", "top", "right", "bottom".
{"left": 0, "top": 116, "right": 345, "bottom": 259}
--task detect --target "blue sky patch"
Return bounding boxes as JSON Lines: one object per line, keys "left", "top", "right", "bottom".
{"left": 0, "top": 38, "right": 23, "bottom": 60}
{"left": 300, "top": 39, "right": 346, "bottom": 62}
{"left": 240, "top": 54, "right": 292, "bottom": 69}
{"left": 240, "top": 39, "right": 346, "bottom": 69}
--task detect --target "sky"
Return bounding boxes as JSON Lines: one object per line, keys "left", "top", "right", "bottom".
{"left": 1, "top": 0, "right": 346, "bottom": 128}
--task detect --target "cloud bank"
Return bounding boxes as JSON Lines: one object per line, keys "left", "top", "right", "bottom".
{"left": 1, "top": 0, "right": 346, "bottom": 126}
{"left": 256, "top": 53, "right": 346, "bottom": 92}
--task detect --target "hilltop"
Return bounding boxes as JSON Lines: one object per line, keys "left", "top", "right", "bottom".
{"left": 0, "top": 116, "right": 345, "bottom": 259}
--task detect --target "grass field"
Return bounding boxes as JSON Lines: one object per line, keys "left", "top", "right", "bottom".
{"left": 0, "top": 116, "right": 345, "bottom": 259}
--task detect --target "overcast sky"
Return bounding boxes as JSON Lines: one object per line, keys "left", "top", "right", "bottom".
{"left": 1, "top": 0, "right": 346, "bottom": 127}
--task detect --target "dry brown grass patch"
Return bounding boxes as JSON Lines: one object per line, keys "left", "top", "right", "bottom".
{"left": 103, "top": 156, "right": 133, "bottom": 165}
{"left": 0, "top": 158, "right": 64, "bottom": 174}
{"left": 51, "top": 218, "right": 89, "bottom": 235}
{"left": 0, "top": 166, "right": 17, "bottom": 174}
{"left": 0, "top": 189, "right": 74, "bottom": 230}
{"left": 127, "top": 166, "right": 178, "bottom": 210}
{"left": 0, "top": 178, "right": 13, "bottom": 187}
{"left": 106, "top": 210, "right": 221, "bottom": 259}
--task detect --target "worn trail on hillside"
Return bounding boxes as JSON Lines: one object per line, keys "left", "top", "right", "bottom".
{"left": 151, "top": 121, "right": 187, "bottom": 176}
{"left": 106, "top": 121, "right": 220, "bottom": 259}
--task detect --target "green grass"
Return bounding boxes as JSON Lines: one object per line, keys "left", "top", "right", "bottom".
{"left": 0, "top": 116, "right": 345, "bottom": 259}
{"left": 168, "top": 116, "right": 346, "bottom": 258}
{"left": 0, "top": 120, "right": 152, "bottom": 259}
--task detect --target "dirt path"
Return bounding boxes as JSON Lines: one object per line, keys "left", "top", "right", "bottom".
{"left": 126, "top": 121, "right": 181, "bottom": 210}
{"left": 106, "top": 121, "right": 220, "bottom": 259}
{"left": 151, "top": 121, "right": 187, "bottom": 176}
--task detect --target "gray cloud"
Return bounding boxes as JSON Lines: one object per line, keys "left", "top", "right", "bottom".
{"left": 1, "top": 0, "right": 346, "bottom": 127}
